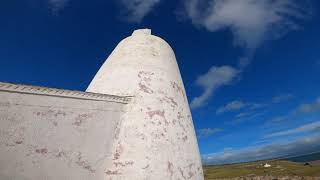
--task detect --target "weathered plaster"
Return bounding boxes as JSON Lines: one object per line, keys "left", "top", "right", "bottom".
{"left": 0, "top": 29, "right": 203, "bottom": 180}
{"left": 87, "top": 29, "right": 204, "bottom": 179}
{"left": 0, "top": 84, "right": 126, "bottom": 180}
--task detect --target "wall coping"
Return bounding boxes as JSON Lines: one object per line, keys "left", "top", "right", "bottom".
{"left": 0, "top": 82, "right": 133, "bottom": 104}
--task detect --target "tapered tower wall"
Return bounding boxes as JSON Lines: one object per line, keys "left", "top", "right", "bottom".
{"left": 87, "top": 29, "right": 204, "bottom": 179}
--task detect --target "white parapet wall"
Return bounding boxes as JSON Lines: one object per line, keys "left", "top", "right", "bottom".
{"left": 87, "top": 29, "right": 204, "bottom": 179}
{"left": 0, "top": 82, "right": 130, "bottom": 180}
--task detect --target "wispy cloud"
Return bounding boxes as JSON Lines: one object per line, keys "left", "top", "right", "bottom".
{"left": 235, "top": 112, "right": 251, "bottom": 119}
{"left": 268, "top": 115, "right": 288, "bottom": 123}
{"left": 216, "top": 93, "right": 294, "bottom": 124}
{"left": 265, "top": 121, "right": 320, "bottom": 138}
{"left": 216, "top": 100, "right": 246, "bottom": 114}
{"left": 266, "top": 96, "right": 320, "bottom": 126}
{"left": 47, "top": 0, "right": 69, "bottom": 14}
{"left": 117, "top": 0, "right": 161, "bottom": 23}
{"left": 232, "top": 111, "right": 265, "bottom": 124}
{"left": 191, "top": 66, "right": 238, "bottom": 109}
{"left": 272, "top": 94, "right": 294, "bottom": 103}
{"left": 202, "top": 135, "right": 320, "bottom": 165}
{"left": 186, "top": 0, "right": 308, "bottom": 108}
{"left": 216, "top": 100, "right": 267, "bottom": 115}
{"left": 297, "top": 97, "right": 320, "bottom": 113}
{"left": 197, "top": 128, "right": 222, "bottom": 138}
{"left": 250, "top": 103, "right": 267, "bottom": 110}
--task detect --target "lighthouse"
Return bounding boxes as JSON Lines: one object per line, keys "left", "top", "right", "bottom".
{"left": 87, "top": 29, "right": 204, "bottom": 179}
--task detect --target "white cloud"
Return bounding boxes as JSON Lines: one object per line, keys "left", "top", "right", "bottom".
{"left": 232, "top": 111, "right": 265, "bottom": 124}
{"left": 190, "top": 66, "right": 238, "bottom": 109}
{"left": 268, "top": 116, "right": 288, "bottom": 123}
{"left": 216, "top": 93, "right": 293, "bottom": 116}
{"left": 202, "top": 135, "right": 320, "bottom": 165}
{"left": 249, "top": 103, "right": 267, "bottom": 110}
{"left": 187, "top": 0, "right": 307, "bottom": 108}
{"left": 216, "top": 100, "right": 246, "bottom": 114}
{"left": 118, "top": 0, "right": 161, "bottom": 23}
{"left": 235, "top": 112, "right": 251, "bottom": 119}
{"left": 184, "top": 0, "right": 308, "bottom": 90}
{"left": 197, "top": 128, "right": 222, "bottom": 138}
{"left": 297, "top": 97, "right": 320, "bottom": 113}
{"left": 272, "top": 94, "right": 294, "bottom": 103}
{"left": 265, "top": 121, "right": 320, "bottom": 138}
{"left": 216, "top": 100, "right": 266, "bottom": 115}
{"left": 216, "top": 93, "right": 294, "bottom": 123}
{"left": 47, "top": 0, "right": 69, "bottom": 14}
{"left": 266, "top": 96, "right": 320, "bottom": 126}
{"left": 185, "top": 0, "right": 306, "bottom": 51}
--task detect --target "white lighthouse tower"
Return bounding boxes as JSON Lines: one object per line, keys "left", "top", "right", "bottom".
{"left": 87, "top": 29, "right": 203, "bottom": 179}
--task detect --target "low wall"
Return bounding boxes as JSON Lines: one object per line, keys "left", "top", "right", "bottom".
{"left": 0, "top": 82, "right": 130, "bottom": 180}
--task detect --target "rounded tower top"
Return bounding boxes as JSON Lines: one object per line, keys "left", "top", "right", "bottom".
{"left": 86, "top": 28, "right": 178, "bottom": 96}
{"left": 132, "top": 29, "right": 151, "bottom": 36}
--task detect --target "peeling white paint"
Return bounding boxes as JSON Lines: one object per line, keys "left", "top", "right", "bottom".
{"left": 0, "top": 29, "right": 203, "bottom": 180}
{"left": 0, "top": 90, "right": 124, "bottom": 180}
{"left": 87, "top": 29, "right": 203, "bottom": 179}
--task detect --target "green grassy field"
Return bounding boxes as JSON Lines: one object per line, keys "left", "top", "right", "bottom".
{"left": 203, "top": 160, "right": 320, "bottom": 179}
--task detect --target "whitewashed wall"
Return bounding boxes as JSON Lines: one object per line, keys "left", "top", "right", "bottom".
{"left": 87, "top": 29, "right": 204, "bottom": 180}
{"left": 0, "top": 83, "right": 128, "bottom": 180}
{"left": 0, "top": 29, "right": 204, "bottom": 180}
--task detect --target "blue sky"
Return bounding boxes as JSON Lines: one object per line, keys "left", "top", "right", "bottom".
{"left": 1, "top": 0, "right": 320, "bottom": 165}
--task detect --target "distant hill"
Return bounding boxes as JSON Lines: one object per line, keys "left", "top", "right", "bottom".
{"left": 285, "top": 152, "right": 320, "bottom": 163}
{"left": 203, "top": 154, "right": 320, "bottom": 180}
{"left": 204, "top": 160, "right": 320, "bottom": 179}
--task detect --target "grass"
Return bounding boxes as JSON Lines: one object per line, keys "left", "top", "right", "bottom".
{"left": 203, "top": 160, "right": 320, "bottom": 179}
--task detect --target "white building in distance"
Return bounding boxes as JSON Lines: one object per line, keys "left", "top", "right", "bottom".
{"left": 264, "top": 163, "right": 271, "bottom": 168}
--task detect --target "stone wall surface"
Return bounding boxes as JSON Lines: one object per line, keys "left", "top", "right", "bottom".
{"left": 87, "top": 29, "right": 204, "bottom": 179}
{"left": 0, "top": 83, "right": 127, "bottom": 180}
